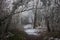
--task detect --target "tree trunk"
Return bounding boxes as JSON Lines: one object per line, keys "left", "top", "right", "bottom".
{"left": 45, "top": 17, "right": 50, "bottom": 32}
{"left": 33, "top": 0, "right": 39, "bottom": 28}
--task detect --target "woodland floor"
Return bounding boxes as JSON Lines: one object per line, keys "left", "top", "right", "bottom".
{"left": 7, "top": 31, "right": 60, "bottom": 40}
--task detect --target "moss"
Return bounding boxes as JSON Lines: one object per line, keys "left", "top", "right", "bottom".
{"left": 8, "top": 31, "right": 27, "bottom": 40}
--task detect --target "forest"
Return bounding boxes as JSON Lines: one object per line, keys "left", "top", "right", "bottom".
{"left": 0, "top": 0, "right": 60, "bottom": 40}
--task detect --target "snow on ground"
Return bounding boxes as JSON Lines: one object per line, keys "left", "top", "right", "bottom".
{"left": 25, "top": 29, "right": 40, "bottom": 36}
{"left": 24, "top": 24, "right": 33, "bottom": 29}
{"left": 23, "top": 24, "right": 47, "bottom": 36}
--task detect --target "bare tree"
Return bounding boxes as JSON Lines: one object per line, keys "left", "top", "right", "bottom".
{"left": 33, "top": 0, "right": 39, "bottom": 28}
